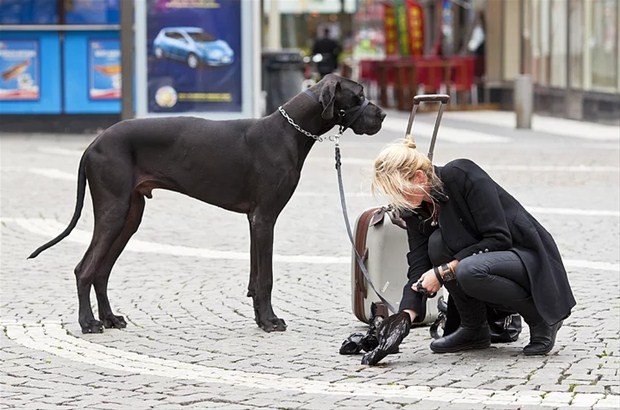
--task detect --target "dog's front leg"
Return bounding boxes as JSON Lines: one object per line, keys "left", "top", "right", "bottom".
{"left": 248, "top": 213, "right": 286, "bottom": 332}
{"left": 246, "top": 216, "right": 257, "bottom": 300}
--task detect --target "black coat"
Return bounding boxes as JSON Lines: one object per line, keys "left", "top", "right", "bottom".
{"left": 399, "top": 159, "right": 575, "bottom": 325}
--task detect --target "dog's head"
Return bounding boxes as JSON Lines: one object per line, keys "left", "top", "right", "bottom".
{"left": 314, "top": 74, "right": 385, "bottom": 135}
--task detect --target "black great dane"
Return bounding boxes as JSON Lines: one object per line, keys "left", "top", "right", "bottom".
{"left": 29, "top": 74, "right": 386, "bottom": 334}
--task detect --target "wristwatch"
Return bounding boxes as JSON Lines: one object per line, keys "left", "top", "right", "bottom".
{"left": 441, "top": 263, "right": 457, "bottom": 282}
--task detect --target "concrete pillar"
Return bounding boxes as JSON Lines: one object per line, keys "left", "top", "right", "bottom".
{"left": 514, "top": 74, "right": 533, "bottom": 129}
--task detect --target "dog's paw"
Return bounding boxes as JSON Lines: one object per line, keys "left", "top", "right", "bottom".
{"left": 259, "top": 317, "right": 287, "bottom": 332}
{"left": 81, "top": 319, "right": 105, "bottom": 334}
{"left": 101, "top": 314, "right": 127, "bottom": 329}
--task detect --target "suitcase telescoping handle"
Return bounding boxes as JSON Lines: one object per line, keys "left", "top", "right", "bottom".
{"left": 404, "top": 94, "right": 450, "bottom": 162}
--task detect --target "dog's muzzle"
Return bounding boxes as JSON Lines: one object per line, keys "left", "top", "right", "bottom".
{"left": 338, "top": 98, "right": 370, "bottom": 131}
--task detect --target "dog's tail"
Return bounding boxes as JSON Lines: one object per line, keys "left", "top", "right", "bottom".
{"left": 28, "top": 153, "right": 88, "bottom": 259}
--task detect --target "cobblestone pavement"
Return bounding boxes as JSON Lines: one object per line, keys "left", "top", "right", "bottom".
{"left": 1, "top": 109, "right": 619, "bottom": 409}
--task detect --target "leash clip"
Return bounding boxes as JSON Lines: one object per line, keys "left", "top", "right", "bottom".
{"left": 329, "top": 125, "right": 345, "bottom": 145}
{"left": 329, "top": 132, "right": 341, "bottom": 145}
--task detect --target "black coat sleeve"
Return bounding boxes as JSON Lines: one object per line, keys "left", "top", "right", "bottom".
{"left": 405, "top": 223, "right": 433, "bottom": 281}
{"left": 398, "top": 214, "right": 433, "bottom": 322}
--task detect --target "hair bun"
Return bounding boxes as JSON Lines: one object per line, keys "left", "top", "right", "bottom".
{"left": 404, "top": 138, "right": 417, "bottom": 149}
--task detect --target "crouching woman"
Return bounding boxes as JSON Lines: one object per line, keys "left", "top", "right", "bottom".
{"left": 362, "top": 140, "right": 575, "bottom": 365}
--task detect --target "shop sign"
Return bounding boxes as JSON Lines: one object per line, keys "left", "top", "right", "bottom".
{"left": 89, "top": 39, "right": 121, "bottom": 100}
{"left": 394, "top": 0, "right": 410, "bottom": 56}
{"left": 406, "top": 0, "right": 424, "bottom": 56}
{"left": 383, "top": 3, "right": 399, "bottom": 56}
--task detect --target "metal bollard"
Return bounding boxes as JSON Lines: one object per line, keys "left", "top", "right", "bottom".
{"left": 514, "top": 75, "right": 533, "bottom": 129}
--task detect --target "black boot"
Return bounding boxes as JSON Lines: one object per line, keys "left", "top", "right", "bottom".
{"left": 430, "top": 281, "right": 490, "bottom": 353}
{"left": 511, "top": 297, "right": 562, "bottom": 355}
{"left": 430, "top": 326, "right": 491, "bottom": 353}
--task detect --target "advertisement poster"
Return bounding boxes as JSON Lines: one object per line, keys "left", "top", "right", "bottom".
{"left": 0, "top": 40, "right": 40, "bottom": 100}
{"left": 89, "top": 39, "right": 121, "bottom": 100}
{"left": 146, "top": 0, "right": 242, "bottom": 113}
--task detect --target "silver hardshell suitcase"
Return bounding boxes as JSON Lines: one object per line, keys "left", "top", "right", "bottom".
{"left": 351, "top": 206, "right": 447, "bottom": 325}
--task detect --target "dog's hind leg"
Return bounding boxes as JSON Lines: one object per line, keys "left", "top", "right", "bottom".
{"left": 75, "top": 216, "right": 128, "bottom": 333}
{"left": 247, "top": 211, "right": 287, "bottom": 332}
{"left": 74, "top": 162, "right": 137, "bottom": 333}
{"left": 93, "top": 192, "right": 145, "bottom": 330}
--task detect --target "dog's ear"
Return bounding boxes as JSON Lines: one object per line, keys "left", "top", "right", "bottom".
{"left": 319, "top": 78, "right": 340, "bottom": 120}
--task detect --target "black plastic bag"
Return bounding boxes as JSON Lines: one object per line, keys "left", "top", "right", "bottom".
{"left": 339, "top": 314, "right": 384, "bottom": 355}
{"left": 360, "top": 311, "right": 411, "bottom": 365}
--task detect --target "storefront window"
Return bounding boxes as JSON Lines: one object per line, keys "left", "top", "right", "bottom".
{"left": 531, "top": 0, "right": 551, "bottom": 86}
{"left": 0, "top": 0, "right": 120, "bottom": 25}
{"left": 549, "top": 0, "right": 567, "bottom": 88}
{"left": 588, "top": 0, "right": 618, "bottom": 91}
{"left": 352, "top": 0, "right": 386, "bottom": 59}
{"left": 568, "top": 0, "right": 583, "bottom": 89}
{"left": 64, "top": 0, "right": 120, "bottom": 25}
{"left": 523, "top": 0, "right": 533, "bottom": 75}
{"left": 0, "top": 0, "right": 59, "bottom": 24}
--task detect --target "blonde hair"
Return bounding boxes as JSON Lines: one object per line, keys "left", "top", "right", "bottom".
{"left": 372, "top": 139, "right": 442, "bottom": 211}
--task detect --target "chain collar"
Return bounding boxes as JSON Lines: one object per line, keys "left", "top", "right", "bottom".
{"left": 278, "top": 106, "right": 324, "bottom": 142}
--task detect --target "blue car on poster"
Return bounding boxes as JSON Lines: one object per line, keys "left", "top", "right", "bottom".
{"left": 153, "top": 27, "right": 234, "bottom": 68}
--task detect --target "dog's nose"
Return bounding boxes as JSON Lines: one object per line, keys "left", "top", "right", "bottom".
{"left": 379, "top": 110, "right": 387, "bottom": 121}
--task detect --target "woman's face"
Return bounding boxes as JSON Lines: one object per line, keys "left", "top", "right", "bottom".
{"left": 404, "top": 170, "right": 429, "bottom": 208}
{"left": 404, "top": 186, "right": 427, "bottom": 208}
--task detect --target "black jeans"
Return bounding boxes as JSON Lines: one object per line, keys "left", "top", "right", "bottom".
{"left": 399, "top": 225, "right": 533, "bottom": 321}
{"left": 455, "top": 250, "right": 531, "bottom": 309}
{"left": 398, "top": 250, "right": 530, "bottom": 323}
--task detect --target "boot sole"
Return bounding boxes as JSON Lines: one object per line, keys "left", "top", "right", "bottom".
{"left": 430, "top": 339, "right": 491, "bottom": 353}
{"left": 523, "top": 346, "right": 553, "bottom": 356}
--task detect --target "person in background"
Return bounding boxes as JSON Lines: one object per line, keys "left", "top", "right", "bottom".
{"left": 311, "top": 27, "right": 341, "bottom": 79}
{"left": 361, "top": 139, "right": 575, "bottom": 365}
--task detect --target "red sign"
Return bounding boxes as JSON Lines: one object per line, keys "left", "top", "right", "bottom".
{"left": 383, "top": 3, "right": 398, "bottom": 56}
{"left": 406, "top": 0, "right": 424, "bottom": 56}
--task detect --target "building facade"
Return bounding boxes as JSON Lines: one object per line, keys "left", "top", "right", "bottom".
{"left": 485, "top": 0, "right": 619, "bottom": 122}
{"left": 1, "top": 0, "right": 618, "bottom": 127}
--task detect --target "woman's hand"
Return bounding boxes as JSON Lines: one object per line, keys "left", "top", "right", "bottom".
{"left": 412, "top": 268, "right": 442, "bottom": 294}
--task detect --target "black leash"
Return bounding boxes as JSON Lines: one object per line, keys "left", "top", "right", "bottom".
{"left": 334, "top": 133, "right": 398, "bottom": 315}
{"left": 291, "top": 90, "right": 398, "bottom": 315}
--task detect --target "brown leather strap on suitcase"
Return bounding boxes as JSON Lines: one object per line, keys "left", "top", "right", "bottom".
{"left": 353, "top": 207, "right": 382, "bottom": 322}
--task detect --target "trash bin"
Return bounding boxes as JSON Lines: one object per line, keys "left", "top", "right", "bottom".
{"left": 261, "top": 49, "right": 305, "bottom": 115}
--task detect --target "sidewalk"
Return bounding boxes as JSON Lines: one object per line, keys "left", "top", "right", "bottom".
{"left": 1, "top": 110, "right": 619, "bottom": 409}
